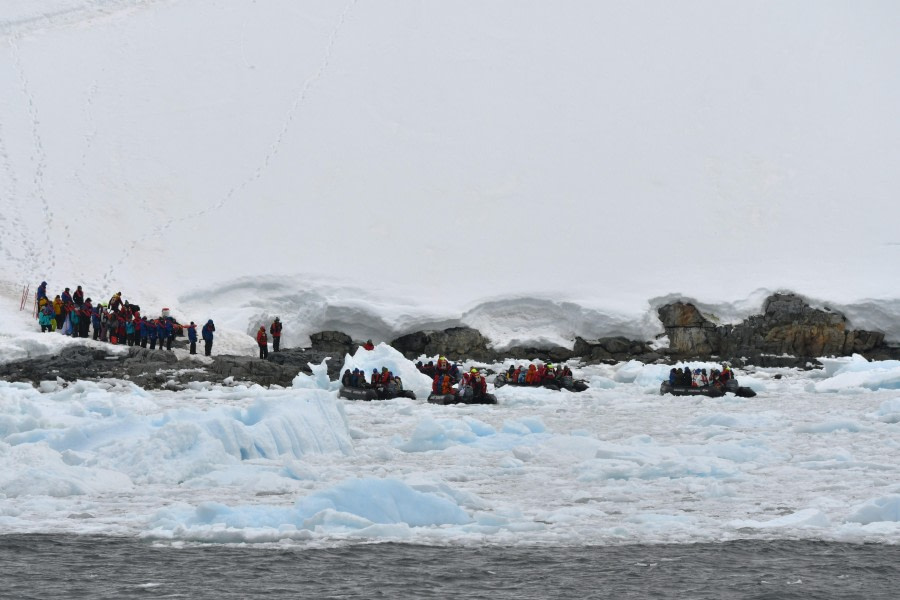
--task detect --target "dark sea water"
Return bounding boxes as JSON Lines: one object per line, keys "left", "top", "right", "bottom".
{"left": 0, "top": 535, "right": 897, "bottom": 599}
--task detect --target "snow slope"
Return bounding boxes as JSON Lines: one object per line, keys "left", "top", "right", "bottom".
{"left": 1, "top": 0, "right": 898, "bottom": 348}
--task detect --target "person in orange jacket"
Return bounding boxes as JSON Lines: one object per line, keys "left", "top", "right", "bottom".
{"left": 256, "top": 326, "right": 268, "bottom": 359}
{"left": 432, "top": 373, "right": 455, "bottom": 395}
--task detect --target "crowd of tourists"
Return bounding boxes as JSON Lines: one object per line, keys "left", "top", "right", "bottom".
{"left": 33, "top": 280, "right": 282, "bottom": 358}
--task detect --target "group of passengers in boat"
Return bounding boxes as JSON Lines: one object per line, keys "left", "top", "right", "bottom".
{"left": 504, "top": 362, "right": 573, "bottom": 386}
{"left": 341, "top": 366, "right": 404, "bottom": 389}
{"left": 415, "top": 356, "right": 461, "bottom": 381}
{"left": 668, "top": 365, "right": 734, "bottom": 388}
{"left": 432, "top": 367, "right": 490, "bottom": 401}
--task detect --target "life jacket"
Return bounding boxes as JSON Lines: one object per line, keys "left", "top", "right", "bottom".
{"left": 433, "top": 374, "right": 453, "bottom": 394}
{"left": 525, "top": 365, "right": 537, "bottom": 385}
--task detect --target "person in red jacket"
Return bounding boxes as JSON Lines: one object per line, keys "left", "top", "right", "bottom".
{"left": 469, "top": 369, "right": 487, "bottom": 399}
{"left": 269, "top": 317, "right": 283, "bottom": 352}
{"left": 363, "top": 339, "right": 375, "bottom": 351}
{"left": 256, "top": 326, "right": 268, "bottom": 359}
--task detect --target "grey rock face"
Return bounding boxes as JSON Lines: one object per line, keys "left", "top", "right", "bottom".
{"left": 573, "top": 336, "right": 655, "bottom": 363}
{"left": 266, "top": 347, "right": 344, "bottom": 380}
{"left": 658, "top": 293, "right": 891, "bottom": 364}
{"left": 309, "top": 331, "right": 354, "bottom": 354}
{"left": 391, "top": 327, "right": 492, "bottom": 361}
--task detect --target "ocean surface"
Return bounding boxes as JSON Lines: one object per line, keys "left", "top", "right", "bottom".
{"left": 1, "top": 536, "right": 897, "bottom": 599}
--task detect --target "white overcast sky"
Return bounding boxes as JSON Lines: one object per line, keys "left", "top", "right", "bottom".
{"left": 0, "top": 0, "right": 898, "bottom": 309}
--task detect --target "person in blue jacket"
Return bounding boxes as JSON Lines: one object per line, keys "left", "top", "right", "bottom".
{"left": 125, "top": 318, "right": 135, "bottom": 346}
{"left": 164, "top": 317, "right": 174, "bottom": 350}
{"left": 156, "top": 319, "right": 167, "bottom": 350}
{"left": 187, "top": 322, "right": 198, "bottom": 355}
{"left": 148, "top": 319, "right": 158, "bottom": 349}
{"left": 139, "top": 317, "right": 149, "bottom": 347}
{"left": 202, "top": 319, "right": 215, "bottom": 356}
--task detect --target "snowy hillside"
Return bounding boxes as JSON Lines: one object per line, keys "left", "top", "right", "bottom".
{"left": 1, "top": 0, "right": 899, "bottom": 346}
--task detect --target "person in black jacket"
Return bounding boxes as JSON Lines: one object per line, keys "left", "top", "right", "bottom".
{"left": 202, "top": 320, "right": 215, "bottom": 356}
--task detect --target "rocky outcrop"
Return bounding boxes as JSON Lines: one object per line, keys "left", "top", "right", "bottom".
{"left": 0, "top": 345, "right": 185, "bottom": 389}
{"left": 498, "top": 345, "right": 575, "bottom": 363}
{"left": 0, "top": 345, "right": 309, "bottom": 390}
{"left": 659, "top": 293, "right": 891, "bottom": 365}
{"left": 573, "top": 336, "right": 660, "bottom": 364}
{"left": 308, "top": 331, "right": 354, "bottom": 355}
{"left": 208, "top": 355, "right": 301, "bottom": 387}
{"left": 266, "top": 347, "right": 344, "bottom": 380}
{"left": 391, "top": 327, "right": 493, "bottom": 361}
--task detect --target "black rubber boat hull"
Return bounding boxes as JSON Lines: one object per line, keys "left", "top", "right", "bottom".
{"left": 660, "top": 380, "right": 756, "bottom": 398}
{"left": 338, "top": 387, "right": 378, "bottom": 401}
{"left": 659, "top": 382, "right": 725, "bottom": 397}
{"left": 427, "top": 393, "right": 497, "bottom": 405}
{"left": 495, "top": 374, "right": 588, "bottom": 392}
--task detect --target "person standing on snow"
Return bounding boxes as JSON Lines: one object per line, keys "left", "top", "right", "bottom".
{"left": 187, "top": 322, "right": 198, "bottom": 354}
{"left": 53, "top": 295, "right": 64, "bottom": 330}
{"left": 164, "top": 317, "right": 174, "bottom": 350}
{"left": 269, "top": 317, "right": 282, "bottom": 352}
{"left": 73, "top": 285, "right": 84, "bottom": 307}
{"left": 202, "top": 320, "right": 215, "bottom": 356}
{"left": 256, "top": 326, "right": 268, "bottom": 359}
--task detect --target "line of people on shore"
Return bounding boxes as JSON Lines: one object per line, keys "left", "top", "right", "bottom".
{"left": 34, "top": 281, "right": 219, "bottom": 355}
{"left": 34, "top": 281, "right": 287, "bottom": 359}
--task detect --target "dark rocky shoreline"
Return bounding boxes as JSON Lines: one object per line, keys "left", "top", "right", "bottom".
{"left": 1, "top": 293, "right": 896, "bottom": 390}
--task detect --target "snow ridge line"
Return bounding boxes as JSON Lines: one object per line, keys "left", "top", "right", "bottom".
{"left": 0, "top": 118, "right": 26, "bottom": 278}
{"left": 0, "top": 0, "right": 182, "bottom": 40}
{"left": 68, "top": 80, "right": 101, "bottom": 254}
{"left": 213, "top": 0, "right": 359, "bottom": 212}
{"left": 100, "top": 0, "right": 358, "bottom": 281}
{"left": 9, "top": 36, "right": 54, "bottom": 277}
